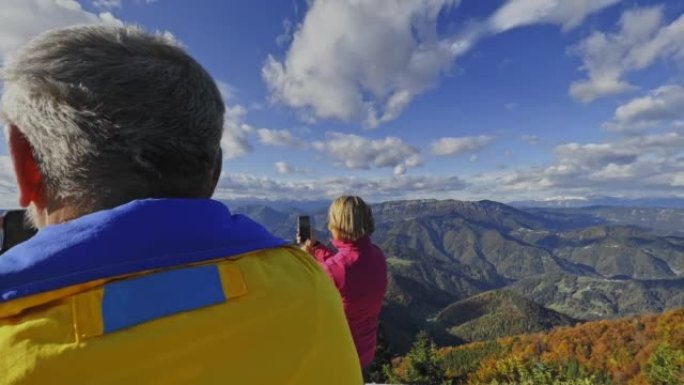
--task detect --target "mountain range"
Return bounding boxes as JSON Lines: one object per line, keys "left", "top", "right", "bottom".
{"left": 232, "top": 199, "right": 684, "bottom": 354}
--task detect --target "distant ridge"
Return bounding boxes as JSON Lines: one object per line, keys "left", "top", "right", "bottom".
{"left": 436, "top": 290, "right": 577, "bottom": 342}
{"left": 510, "top": 273, "right": 684, "bottom": 320}
{"left": 220, "top": 198, "right": 330, "bottom": 212}
{"left": 510, "top": 196, "right": 684, "bottom": 209}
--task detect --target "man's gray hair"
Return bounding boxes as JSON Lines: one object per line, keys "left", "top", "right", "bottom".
{"left": 0, "top": 25, "right": 224, "bottom": 213}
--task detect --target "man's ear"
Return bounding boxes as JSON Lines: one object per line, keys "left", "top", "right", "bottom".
{"left": 8, "top": 125, "right": 44, "bottom": 208}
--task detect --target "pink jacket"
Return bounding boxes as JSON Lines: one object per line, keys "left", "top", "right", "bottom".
{"left": 313, "top": 236, "right": 388, "bottom": 368}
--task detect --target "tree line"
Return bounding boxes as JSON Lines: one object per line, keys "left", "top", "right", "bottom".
{"left": 374, "top": 308, "right": 684, "bottom": 384}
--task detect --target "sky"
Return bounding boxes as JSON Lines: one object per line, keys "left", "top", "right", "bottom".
{"left": 0, "top": 0, "right": 684, "bottom": 205}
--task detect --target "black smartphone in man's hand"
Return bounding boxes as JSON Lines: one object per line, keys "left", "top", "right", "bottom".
{"left": 1, "top": 210, "right": 37, "bottom": 253}
{"left": 297, "top": 215, "right": 311, "bottom": 244}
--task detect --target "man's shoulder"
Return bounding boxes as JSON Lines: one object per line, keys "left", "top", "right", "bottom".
{"left": 1, "top": 245, "right": 339, "bottom": 329}
{"left": 234, "top": 245, "right": 338, "bottom": 294}
{"left": 0, "top": 245, "right": 314, "bottom": 319}
{"left": 0, "top": 199, "right": 288, "bottom": 304}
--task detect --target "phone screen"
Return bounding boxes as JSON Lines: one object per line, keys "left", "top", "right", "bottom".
{"left": 2, "top": 210, "right": 37, "bottom": 253}
{"left": 297, "top": 215, "right": 311, "bottom": 243}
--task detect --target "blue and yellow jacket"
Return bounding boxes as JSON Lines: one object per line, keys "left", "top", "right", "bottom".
{"left": 0, "top": 199, "right": 361, "bottom": 384}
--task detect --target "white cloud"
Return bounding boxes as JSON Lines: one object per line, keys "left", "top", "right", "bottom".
{"left": 570, "top": 7, "right": 684, "bottom": 102}
{"left": 92, "top": 0, "right": 122, "bottom": 10}
{"left": 216, "top": 81, "right": 237, "bottom": 102}
{"left": 522, "top": 134, "right": 540, "bottom": 145}
{"left": 312, "top": 132, "right": 421, "bottom": 175}
{"left": 257, "top": 128, "right": 303, "bottom": 147}
{"left": 489, "top": 0, "right": 622, "bottom": 33}
{"left": 605, "top": 85, "right": 684, "bottom": 132}
{"left": 0, "top": 156, "right": 19, "bottom": 208}
{"left": 631, "top": 11, "right": 684, "bottom": 69}
{"left": 554, "top": 142, "right": 637, "bottom": 168}
{"left": 221, "top": 104, "right": 254, "bottom": 159}
{"left": 218, "top": 81, "right": 295, "bottom": 159}
{"left": 264, "top": 0, "right": 620, "bottom": 127}
{"left": 0, "top": 0, "right": 122, "bottom": 64}
{"left": 569, "top": 76, "right": 636, "bottom": 104}
{"left": 275, "top": 161, "right": 292, "bottom": 174}
{"left": 217, "top": 80, "right": 301, "bottom": 158}
{"left": 275, "top": 19, "right": 293, "bottom": 47}
{"left": 431, "top": 135, "right": 494, "bottom": 156}
{"left": 219, "top": 129, "right": 684, "bottom": 202}
{"left": 216, "top": 173, "right": 465, "bottom": 201}
{"left": 262, "top": 0, "right": 463, "bottom": 128}
{"left": 505, "top": 102, "right": 518, "bottom": 110}
{"left": 472, "top": 131, "right": 684, "bottom": 199}
{"left": 274, "top": 161, "right": 309, "bottom": 175}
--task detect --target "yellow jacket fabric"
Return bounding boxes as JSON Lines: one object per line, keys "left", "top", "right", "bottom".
{"left": 0, "top": 247, "right": 362, "bottom": 384}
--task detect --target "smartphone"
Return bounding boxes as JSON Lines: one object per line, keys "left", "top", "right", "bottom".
{"left": 1, "top": 210, "right": 37, "bottom": 253}
{"left": 297, "top": 215, "right": 311, "bottom": 243}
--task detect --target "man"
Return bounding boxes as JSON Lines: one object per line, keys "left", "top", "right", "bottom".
{"left": 0, "top": 25, "right": 361, "bottom": 384}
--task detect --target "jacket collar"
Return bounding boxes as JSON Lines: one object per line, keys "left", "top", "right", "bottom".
{"left": 0, "top": 199, "right": 287, "bottom": 303}
{"left": 331, "top": 236, "right": 371, "bottom": 250}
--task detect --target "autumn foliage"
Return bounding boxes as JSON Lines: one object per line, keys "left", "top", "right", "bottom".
{"left": 389, "top": 309, "right": 684, "bottom": 385}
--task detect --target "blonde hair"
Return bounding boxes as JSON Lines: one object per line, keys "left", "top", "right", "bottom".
{"left": 328, "top": 196, "right": 375, "bottom": 241}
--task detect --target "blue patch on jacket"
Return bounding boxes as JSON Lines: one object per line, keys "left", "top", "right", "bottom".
{"left": 102, "top": 264, "right": 226, "bottom": 333}
{"left": 0, "top": 199, "right": 288, "bottom": 302}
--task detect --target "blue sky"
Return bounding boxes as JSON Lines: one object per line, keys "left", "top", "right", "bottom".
{"left": 1, "top": 0, "right": 684, "bottom": 204}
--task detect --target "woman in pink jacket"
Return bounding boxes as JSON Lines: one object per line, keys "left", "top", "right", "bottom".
{"left": 302, "top": 195, "right": 388, "bottom": 369}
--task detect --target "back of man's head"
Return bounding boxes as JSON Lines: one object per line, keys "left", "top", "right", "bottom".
{"left": 0, "top": 25, "right": 224, "bottom": 218}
